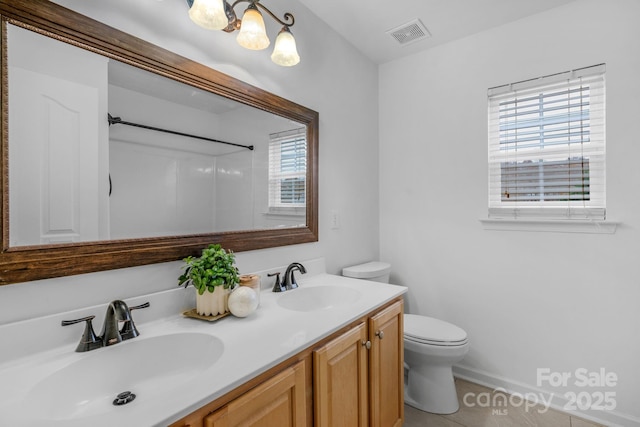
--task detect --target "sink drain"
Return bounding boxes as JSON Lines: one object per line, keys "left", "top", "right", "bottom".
{"left": 113, "top": 391, "right": 136, "bottom": 406}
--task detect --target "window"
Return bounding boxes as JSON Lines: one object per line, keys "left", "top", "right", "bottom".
{"left": 269, "top": 128, "right": 306, "bottom": 213}
{"left": 488, "top": 64, "right": 606, "bottom": 220}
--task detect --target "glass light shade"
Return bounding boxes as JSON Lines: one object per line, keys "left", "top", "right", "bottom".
{"left": 188, "top": 0, "right": 228, "bottom": 31}
{"left": 236, "top": 7, "right": 270, "bottom": 50}
{"left": 271, "top": 27, "right": 300, "bottom": 66}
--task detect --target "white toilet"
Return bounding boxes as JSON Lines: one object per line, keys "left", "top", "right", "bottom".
{"left": 342, "top": 261, "right": 469, "bottom": 415}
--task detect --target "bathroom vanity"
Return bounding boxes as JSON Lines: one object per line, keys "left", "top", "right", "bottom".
{"left": 0, "top": 264, "right": 406, "bottom": 427}
{"left": 170, "top": 298, "right": 404, "bottom": 427}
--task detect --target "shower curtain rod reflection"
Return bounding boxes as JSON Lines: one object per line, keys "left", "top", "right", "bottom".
{"left": 107, "top": 114, "right": 254, "bottom": 151}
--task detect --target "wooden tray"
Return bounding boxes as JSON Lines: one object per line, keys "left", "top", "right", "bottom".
{"left": 182, "top": 309, "right": 230, "bottom": 322}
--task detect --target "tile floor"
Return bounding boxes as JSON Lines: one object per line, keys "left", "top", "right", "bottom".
{"left": 403, "top": 379, "right": 606, "bottom": 427}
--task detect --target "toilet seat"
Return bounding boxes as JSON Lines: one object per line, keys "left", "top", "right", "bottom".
{"left": 404, "top": 314, "right": 468, "bottom": 347}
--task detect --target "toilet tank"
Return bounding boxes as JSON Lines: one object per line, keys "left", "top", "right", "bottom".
{"left": 342, "top": 261, "right": 391, "bottom": 283}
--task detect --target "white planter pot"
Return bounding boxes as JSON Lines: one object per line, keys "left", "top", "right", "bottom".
{"left": 196, "top": 286, "right": 230, "bottom": 316}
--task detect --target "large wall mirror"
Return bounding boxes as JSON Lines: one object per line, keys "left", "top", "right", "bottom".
{"left": 0, "top": 0, "right": 318, "bottom": 285}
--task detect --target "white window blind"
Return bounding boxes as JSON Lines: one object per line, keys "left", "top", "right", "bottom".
{"left": 488, "top": 64, "right": 606, "bottom": 220}
{"left": 269, "top": 128, "right": 306, "bottom": 210}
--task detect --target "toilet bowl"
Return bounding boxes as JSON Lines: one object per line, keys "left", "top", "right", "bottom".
{"left": 342, "top": 261, "right": 469, "bottom": 415}
{"left": 403, "top": 314, "right": 468, "bottom": 414}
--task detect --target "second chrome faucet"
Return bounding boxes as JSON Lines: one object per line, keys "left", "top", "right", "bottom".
{"left": 269, "top": 262, "right": 307, "bottom": 292}
{"left": 283, "top": 262, "right": 306, "bottom": 290}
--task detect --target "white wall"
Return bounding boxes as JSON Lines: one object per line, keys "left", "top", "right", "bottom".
{"left": 0, "top": 1, "right": 379, "bottom": 323}
{"left": 379, "top": 0, "right": 640, "bottom": 424}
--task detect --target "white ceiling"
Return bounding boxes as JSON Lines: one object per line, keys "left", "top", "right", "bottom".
{"left": 297, "top": 0, "right": 577, "bottom": 64}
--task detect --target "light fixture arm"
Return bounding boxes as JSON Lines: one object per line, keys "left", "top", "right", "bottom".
{"left": 230, "top": 0, "right": 294, "bottom": 28}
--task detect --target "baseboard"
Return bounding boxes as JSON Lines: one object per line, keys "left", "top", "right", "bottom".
{"left": 452, "top": 365, "right": 640, "bottom": 427}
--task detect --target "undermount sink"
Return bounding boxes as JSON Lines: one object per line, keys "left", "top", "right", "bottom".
{"left": 277, "top": 285, "right": 362, "bottom": 312}
{"left": 24, "top": 333, "right": 223, "bottom": 421}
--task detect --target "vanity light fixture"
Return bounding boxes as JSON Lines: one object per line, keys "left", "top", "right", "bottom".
{"left": 186, "top": 0, "right": 300, "bottom": 67}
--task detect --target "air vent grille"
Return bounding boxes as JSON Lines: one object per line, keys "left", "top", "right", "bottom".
{"left": 386, "top": 19, "right": 431, "bottom": 46}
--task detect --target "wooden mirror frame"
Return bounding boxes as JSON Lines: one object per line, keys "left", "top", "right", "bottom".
{"left": 0, "top": 0, "right": 318, "bottom": 285}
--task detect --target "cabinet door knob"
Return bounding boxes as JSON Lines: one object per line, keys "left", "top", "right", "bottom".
{"left": 375, "top": 330, "right": 384, "bottom": 339}
{"left": 362, "top": 340, "right": 371, "bottom": 350}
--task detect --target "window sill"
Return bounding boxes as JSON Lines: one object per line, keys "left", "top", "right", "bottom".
{"left": 263, "top": 209, "right": 305, "bottom": 218}
{"left": 480, "top": 219, "right": 618, "bottom": 234}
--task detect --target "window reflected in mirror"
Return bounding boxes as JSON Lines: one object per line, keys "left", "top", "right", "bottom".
{"left": 268, "top": 128, "right": 307, "bottom": 219}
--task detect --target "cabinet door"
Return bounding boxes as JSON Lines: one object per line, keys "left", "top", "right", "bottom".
{"left": 204, "top": 360, "right": 307, "bottom": 427}
{"left": 369, "top": 300, "right": 404, "bottom": 427}
{"left": 313, "top": 322, "right": 369, "bottom": 427}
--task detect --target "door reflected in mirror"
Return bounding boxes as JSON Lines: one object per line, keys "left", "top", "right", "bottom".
{"left": 7, "top": 23, "right": 306, "bottom": 247}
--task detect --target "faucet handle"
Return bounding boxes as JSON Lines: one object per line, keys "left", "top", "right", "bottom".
{"left": 61, "top": 315, "right": 102, "bottom": 352}
{"left": 268, "top": 272, "right": 286, "bottom": 293}
{"left": 61, "top": 315, "right": 95, "bottom": 326}
{"left": 120, "top": 301, "right": 150, "bottom": 341}
{"left": 129, "top": 302, "right": 150, "bottom": 311}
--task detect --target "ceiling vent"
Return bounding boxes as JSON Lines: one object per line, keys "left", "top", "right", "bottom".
{"left": 386, "top": 19, "right": 431, "bottom": 46}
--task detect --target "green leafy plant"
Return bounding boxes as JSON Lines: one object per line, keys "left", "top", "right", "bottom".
{"left": 178, "top": 244, "right": 240, "bottom": 295}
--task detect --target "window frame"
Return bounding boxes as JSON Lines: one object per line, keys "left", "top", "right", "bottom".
{"left": 487, "top": 64, "right": 606, "bottom": 221}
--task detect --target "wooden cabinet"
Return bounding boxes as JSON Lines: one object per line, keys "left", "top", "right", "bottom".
{"left": 314, "top": 300, "right": 404, "bottom": 427}
{"left": 368, "top": 301, "right": 404, "bottom": 427}
{"left": 169, "top": 298, "right": 403, "bottom": 427}
{"left": 313, "top": 322, "right": 369, "bottom": 427}
{"left": 204, "top": 360, "right": 307, "bottom": 427}
{"left": 170, "top": 359, "right": 309, "bottom": 427}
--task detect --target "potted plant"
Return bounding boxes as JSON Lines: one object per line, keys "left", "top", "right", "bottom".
{"left": 178, "top": 244, "right": 240, "bottom": 316}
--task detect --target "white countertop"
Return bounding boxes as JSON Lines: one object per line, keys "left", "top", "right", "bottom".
{"left": 0, "top": 265, "right": 406, "bottom": 427}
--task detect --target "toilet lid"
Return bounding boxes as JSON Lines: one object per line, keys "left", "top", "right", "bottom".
{"left": 404, "top": 314, "right": 468, "bottom": 346}
{"left": 342, "top": 261, "right": 391, "bottom": 279}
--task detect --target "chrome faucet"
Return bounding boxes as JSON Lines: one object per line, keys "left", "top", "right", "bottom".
{"left": 101, "top": 300, "right": 131, "bottom": 346}
{"left": 62, "top": 300, "right": 149, "bottom": 352}
{"left": 283, "top": 262, "right": 306, "bottom": 290}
